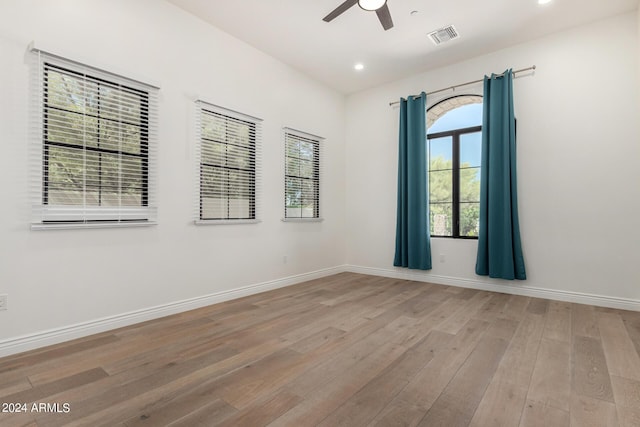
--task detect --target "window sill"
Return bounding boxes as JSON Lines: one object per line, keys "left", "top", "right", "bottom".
{"left": 31, "top": 221, "right": 157, "bottom": 231}
{"left": 281, "top": 218, "right": 324, "bottom": 223}
{"left": 194, "top": 219, "right": 261, "bottom": 226}
{"left": 431, "top": 235, "right": 478, "bottom": 240}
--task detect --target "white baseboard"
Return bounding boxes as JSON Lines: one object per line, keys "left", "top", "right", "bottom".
{"left": 3, "top": 263, "right": 637, "bottom": 358}
{"left": 0, "top": 265, "right": 348, "bottom": 358}
{"left": 345, "top": 265, "right": 640, "bottom": 312}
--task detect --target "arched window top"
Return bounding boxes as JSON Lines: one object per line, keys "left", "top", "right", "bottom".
{"left": 427, "top": 95, "right": 482, "bottom": 133}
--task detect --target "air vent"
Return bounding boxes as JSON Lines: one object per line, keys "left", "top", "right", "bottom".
{"left": 428, "top": 25, "right": 459, "bottom": 45}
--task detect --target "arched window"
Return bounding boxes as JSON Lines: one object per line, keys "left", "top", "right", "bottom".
{"left": 427, "top": 95, "right": 482, "bottom": 238}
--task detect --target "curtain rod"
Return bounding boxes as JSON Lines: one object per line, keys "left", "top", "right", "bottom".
{"left": 388, "top": 65, "right": 536, "bottom": 106}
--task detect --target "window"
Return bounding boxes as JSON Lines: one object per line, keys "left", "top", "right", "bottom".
{"left": 427, "top": 96, "right": 482, "bottom": 238}
{"left": 30, "top": 47, "right": 158, "bottom": 229}
{"left": 196, "top": 101, "right": 262, "bottom": 223}
{"left": 284, "top": 128, "right": 322, "bottom": 220}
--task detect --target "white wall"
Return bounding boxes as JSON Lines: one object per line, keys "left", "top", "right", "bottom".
{"left": 346, "top": 12, "right": 640, "bottom": 303}
{"left": 1, "top": 2, "right": 638, "bottom": 356}
{"left": 0, "top": 0, "right": 346, "bottom": 348}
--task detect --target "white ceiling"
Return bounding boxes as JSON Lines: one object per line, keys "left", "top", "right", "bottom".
{"left": 167, "top": 0, "right": 638, "bottom": 94}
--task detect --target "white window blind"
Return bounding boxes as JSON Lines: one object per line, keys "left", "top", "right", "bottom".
{"left": 30, "top": 47, "right": 159, "bottom": 229}
{"left": 283, "top": 128, "right": 324, "bottom": 221}
{"left": 195, "top": 101, "right": 262, "bottom": 224}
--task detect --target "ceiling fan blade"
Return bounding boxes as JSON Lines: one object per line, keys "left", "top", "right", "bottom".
{"left": 376, "top": 4, "right": 394, "bottom": 30}
{"left": 323, "top": 0, "right": 359, "bottom": 22}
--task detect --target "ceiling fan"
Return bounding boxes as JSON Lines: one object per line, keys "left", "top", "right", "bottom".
{"left": 323, "top": 0, "right": 394, "bottom": 31}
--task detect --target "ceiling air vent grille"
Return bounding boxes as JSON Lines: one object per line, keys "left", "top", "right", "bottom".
{"left": 428, "top": 25, "right": 459, "bottom": 45}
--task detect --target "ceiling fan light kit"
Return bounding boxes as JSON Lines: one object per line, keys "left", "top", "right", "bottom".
{"left": 358, "top": 0, "right": 386, "bottom": 11}
{"left": 323, "top": 0, "right": 394, "bottom": 30}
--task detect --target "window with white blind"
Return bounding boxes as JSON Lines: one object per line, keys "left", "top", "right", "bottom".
{"left": 195, "top": 101, "right": 262, "bottom": 223}
{"left": 283, "top": 128, "right": 323, "bottom": 220}
{"left": 30, "top": 46, "right": 159, "bottom": 229}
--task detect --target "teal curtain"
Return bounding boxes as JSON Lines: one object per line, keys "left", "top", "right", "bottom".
{"left": 394, "top": 92, "right": 432, "bottom": 270}
{"left": 476, "top": 70, "right": 526, "bottom": 280}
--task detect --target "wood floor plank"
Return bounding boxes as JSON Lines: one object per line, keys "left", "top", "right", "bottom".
{"left": 417, "top": 335, "right": 510, "bottom": 427}
{"left": 124, "top": 397, "right": 235, "bottom": 427}
{"left": 469, "top": 315, "right": 543, "bottom": 427}
{"left": 519, "top": 400, "right": 569, "bottom": 427}
{"left": 0, "top": 377, "right": 32, "bottom": 399}
{"left": 543, "top": 301, "right": 572, "bottom": 343}
{"left": 317, "top": 330, "right": 454, "bottom": 427}
{"left": 216, "top": 390, "right": 301, "bottom": 427}
{"left": 0, "top": 333, "right": 121, "bottom": 388}
{"left": 572, "top": 303, "right": 601, "bottom": 339}
{"left": 370, "top": 318, "right": 491, "bottom": 426}
{"left": 433, "top": 291, "right": 493, "bottom": 335}
{"left": 287, "top": 326, "right": 345, "bottom": 353}
{"left": 474, "top": 293, "right": 511, "bottom": 321}
{"left": 162, "top": 400, "right": 236, "bottom": 427}
{"left": 279, "top": 302, "right": 371, "bottom": 343}
{"left": 0, "top": 273, "right": 637, "bottom": 427}
{"left": 469, "top": 378, "right": 528, "bottom": 427}
{"left": 0, "top": 334, "right": 119, "bottom": 374}
{"left": 617, "top": 407, "right": 640, "bottom": 427}
{"left": 386, "top": 289, "right": 442, "bottom": 318}
{"left": 611, "top": 375, "right": 640, "bottom": 406}
{"left": 269, "top": 341, "right": 407, "bottom": 426}
{"left": 64, "top": 349, "right": 300, "bottom": 427}
{"left": 0, "top": 412, "right": 38, "bottom": 427}
{"left": 492, "top": 313, "right": 545, "bottom": 386}
{"left": 283, "top": 319, "right": 403, "bottom": 398}
{"left": 36, "top": 341, "right": 274, "bottom": 426}
{"left": 527, "top": 298, "right": 550, "bottom": 315}
{"left": 570, "top": 394, "right": 618, "bottom": 427}
{"left": 527, "top": 338, "right": 571, "bottom": 411}
{"left": 4, "top": 368, "right": 109, "bottom": 407}
{"left": 502, "top": 294, "right": 532, "bottom": 320}
{"left": 572, "top": 336, "right": 614, "bottom": 402}
{"left": 361, "top": 288, "right": 425, "bottom": 320}
{"left": 385, "top": 295, "right": 481, "bottom": 349}
{"left": 598, "top": 312, "right": 640, "bottom": 381}
{"left": 620, "top": 312, "right": 640, "bottom": 359}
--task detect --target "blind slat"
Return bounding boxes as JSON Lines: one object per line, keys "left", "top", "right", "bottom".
{"left": 30, "top": 49, "right": 159, "bottom": 229}
{"left": 283, "top": 128, "right": 323, "bottom": 220}
{"left": 195, "top": 101, "right": 262, "bottom": 223}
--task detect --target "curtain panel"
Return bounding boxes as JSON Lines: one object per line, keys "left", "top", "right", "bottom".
{"left": 394, "top": 92, "right": 432, "bottom": 270}
{"left": 476, "top": 70, "right": 526, "bottom": 280}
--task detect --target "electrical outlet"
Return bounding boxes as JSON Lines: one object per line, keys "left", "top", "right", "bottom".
{"left": 283, "top": 255, "right": 288, "bottom": 264}
{"left": 0, "top": 294, "right": 7, "bottom": 311}
{"left": 439, "top": 254, "right": 446, "bottom": 263}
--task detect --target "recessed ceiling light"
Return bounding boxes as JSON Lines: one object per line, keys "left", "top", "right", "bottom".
{"left": 538, "top": 0, "right": 552, "bottom": 4}
{"left": 354, "top": 63, "right": 365, "bottom": 71}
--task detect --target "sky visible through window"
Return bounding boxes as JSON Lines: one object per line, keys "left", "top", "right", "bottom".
{"left": 428, "top": 103, "right": 482, "bottom": 166}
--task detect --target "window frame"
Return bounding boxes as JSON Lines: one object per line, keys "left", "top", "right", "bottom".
{"left": 428, "top": 125, "right": 481, "bottom": 239}
{"left": 30, "top": 46, "right": 159, "bottom": 230}
{"left": 194, "top": 101, "right": 262, "bottom": 225}
{"left": 42, "top": 63, "right": 150, "bottom": 211}
{"left": 283, "top": 128, "right": 323, "bottom": 222}
{"left": 427, "top": 94, "right": 483, "bottom": 239}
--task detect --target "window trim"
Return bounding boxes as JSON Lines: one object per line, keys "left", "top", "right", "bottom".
{"left": 425, "top": 93, "right": 483, "bottom": 240}
{"left": 30, "top": 46, "right": 159, "bottom": 230}
{"left": 283, "top": 127, "right": 324, "bottom": 221}
{"left": 194, "top": 100, "right": 262, "bottom": 225}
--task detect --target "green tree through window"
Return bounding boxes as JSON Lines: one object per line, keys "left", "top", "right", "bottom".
{"left": 44, "top": 63, "right": 149, "bottom": 209}
{"left": 427, "top": 96, "right": 482, "bottom": 238}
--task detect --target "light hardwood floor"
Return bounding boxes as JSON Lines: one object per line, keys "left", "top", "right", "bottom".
{"left": 1, "top": 272, "right": 639, "bottom": 426}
